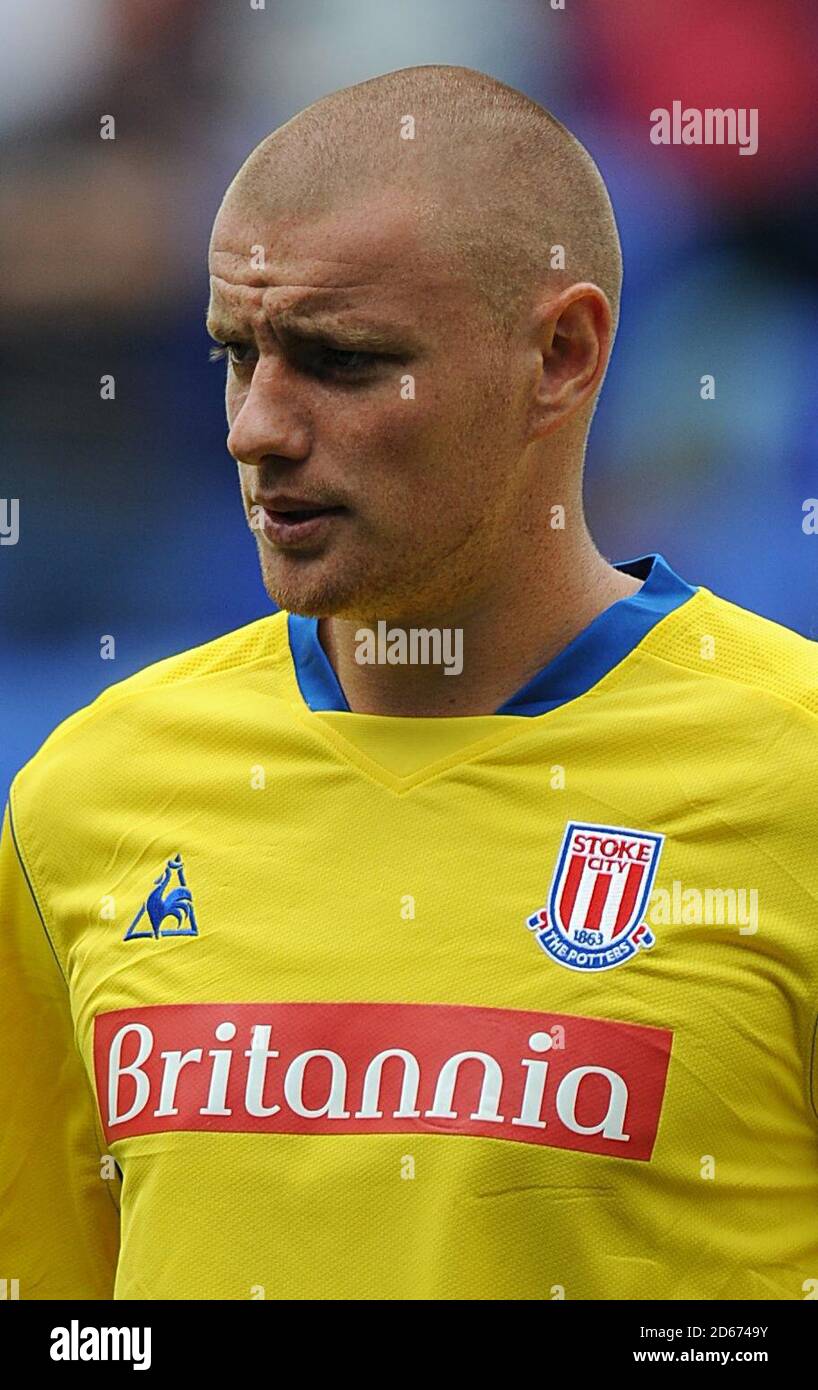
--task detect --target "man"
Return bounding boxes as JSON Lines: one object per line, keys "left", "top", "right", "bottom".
{"left": 2, "top": 65, "right": 816, "bottom": 1301}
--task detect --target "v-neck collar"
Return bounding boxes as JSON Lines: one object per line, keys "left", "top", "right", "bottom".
{"left": 287, "top": 553, "right": 697, "bottom": 717}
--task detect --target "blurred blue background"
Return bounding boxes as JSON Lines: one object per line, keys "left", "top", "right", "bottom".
{"left": 1, "top": 0, "right": 816, "bottom": 800}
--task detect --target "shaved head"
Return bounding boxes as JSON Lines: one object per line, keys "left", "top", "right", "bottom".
{"left": 221, "top": 64, "right": 622, "bottom": 341}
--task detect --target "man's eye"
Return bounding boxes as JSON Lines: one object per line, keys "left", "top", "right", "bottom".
{"left": 311, "top": 346, "right": 379, "bottom": 376}
{"left": 208, "top": 342, "right": 255, "bottom": 367}
{"left": 208, "top": 341, "right": 382, "bottom": 377}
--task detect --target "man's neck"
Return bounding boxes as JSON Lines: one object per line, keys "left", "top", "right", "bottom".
{"left": 317, "top": 545, "right": 643, "bottom": 717}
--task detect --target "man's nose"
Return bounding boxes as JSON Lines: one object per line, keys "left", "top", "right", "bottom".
{"left": 226, "top": 359, "right": 311, "bottom": 467}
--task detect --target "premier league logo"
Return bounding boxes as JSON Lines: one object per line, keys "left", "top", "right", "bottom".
{"left": 526, "top": 822, "right": 664, "bottom": 972}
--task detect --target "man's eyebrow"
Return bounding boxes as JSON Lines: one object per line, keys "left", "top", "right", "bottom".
{"left": 275, "top": 310, "right": 411, "bottom": 351}
{"left": 205, "top": 306, "right": 417, "bottom": 352}
{"left": 206, "top": 311, "right": 247, "bottom": 342}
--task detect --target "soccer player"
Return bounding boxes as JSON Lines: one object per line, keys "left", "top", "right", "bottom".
{"left": 2, "top": 65, "right": 816, "bottom": 1301}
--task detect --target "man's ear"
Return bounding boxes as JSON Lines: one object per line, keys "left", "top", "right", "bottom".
{"left": 527, "top": 283, "right": 612, "bottom": 440}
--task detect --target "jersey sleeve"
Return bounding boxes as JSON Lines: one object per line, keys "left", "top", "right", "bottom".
{"left": 0, "top": 796, "right": 120, "bottom": 1299}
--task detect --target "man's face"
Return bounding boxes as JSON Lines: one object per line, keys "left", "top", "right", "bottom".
{"left": 207, "top": 190, "right": 531, "bottom": 621}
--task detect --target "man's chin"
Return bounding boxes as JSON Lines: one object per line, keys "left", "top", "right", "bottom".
{"left": 258, "top": 548, "right": 447, "bottom": 622}
{"left": 260, "top": 555, "right": 367, "bottom": 619}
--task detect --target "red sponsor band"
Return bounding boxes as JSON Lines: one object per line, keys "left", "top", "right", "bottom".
{"left": 93, "top": 1002, "right": 672, "bottom": 1160}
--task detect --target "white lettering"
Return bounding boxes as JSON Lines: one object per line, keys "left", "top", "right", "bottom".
{"left": 108, "top": 1024, "right": 153, "bottom": 1124}
{"left": 556, "top": 1066, "right": 630, "bottom": 1141}
{"left": 244, "top": 1024, "right": 280, "bottom": 1116}
{"left": 355, "top": 1048, "right": 421, "bottom": 1118}
{"left": 426, "top": 1051, "right": 504, "bottom": 1122}
{"left": 284, "top": 1050, "right": 351, "bottom": 1118}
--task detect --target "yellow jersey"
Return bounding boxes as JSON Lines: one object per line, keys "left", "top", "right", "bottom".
{"left": 2, "top": 554, "right": 817, "bottom": 1300}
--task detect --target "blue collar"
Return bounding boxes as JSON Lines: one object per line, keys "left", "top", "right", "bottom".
{"left": 287, "top": 553, "right": 697, "bottom": 717}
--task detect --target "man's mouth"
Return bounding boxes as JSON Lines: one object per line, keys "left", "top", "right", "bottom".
{"left": 266, "top": 505, "right": 343, "bottom": 524}
{"left": 254, "top": 496, "right": 348, "bottom": 547}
